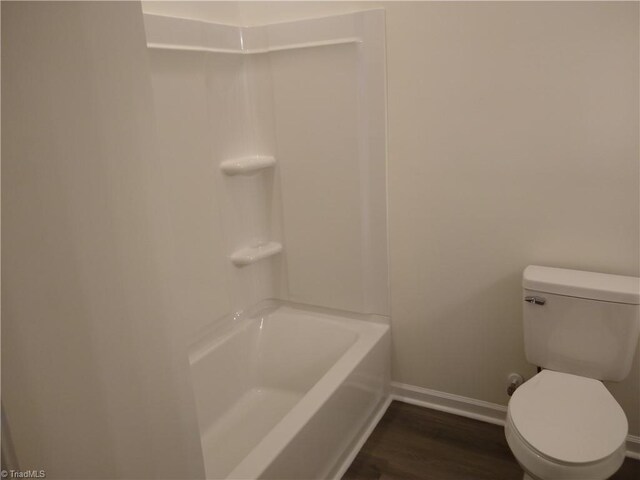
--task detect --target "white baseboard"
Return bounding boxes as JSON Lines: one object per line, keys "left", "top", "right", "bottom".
{"left": 390, "top": 381, "right": 640, "bottom": 460}
{"left": 390, "top": 381, "right": 507, "bottom": 426}
{"left": 626, "top": 435, "right": 640, "bottom": 460}
{"left": 330, "top": 395, "right": 393, "bottom": 480}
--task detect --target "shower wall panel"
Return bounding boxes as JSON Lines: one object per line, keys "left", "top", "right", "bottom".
{"left": 144, "top": 9, "right": 388, "bottom": 326}
{"left": 148, "top": 50, "right": 234, "bottom": 341}
{"left": 270, "top": 44, "right": 366, "bottom": 313}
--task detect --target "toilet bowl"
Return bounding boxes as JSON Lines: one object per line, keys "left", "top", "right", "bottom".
{"left": 505, "top": 370, "right": 627, "bottom": 480}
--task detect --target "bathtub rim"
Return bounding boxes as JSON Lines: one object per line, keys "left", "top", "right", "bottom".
{"left": 188, "top": 298, "right": 390, "bottom": 366}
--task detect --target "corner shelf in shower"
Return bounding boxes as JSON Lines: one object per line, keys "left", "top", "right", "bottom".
{"left": 230, "top": 241, "right": 283, "bottom": 267}
{"left": 220, "top": 155, "right": 276, "bottom": 176}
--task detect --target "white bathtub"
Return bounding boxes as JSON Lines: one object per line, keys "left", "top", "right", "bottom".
{"left": 189, "top": 303, "right": 390, "bottom": 479}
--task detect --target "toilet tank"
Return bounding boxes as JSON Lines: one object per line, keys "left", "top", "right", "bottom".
{"left": 522, "top": 266, "right": 640, "bottom": 382}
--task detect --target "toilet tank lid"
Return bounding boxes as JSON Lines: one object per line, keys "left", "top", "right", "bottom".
{"left": 523, "top": 266, "right": 640, "bottom": 305}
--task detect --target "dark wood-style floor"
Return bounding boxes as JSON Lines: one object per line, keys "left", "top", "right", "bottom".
{"left": 343, "top": 401, "right": 640, "bottom": 480}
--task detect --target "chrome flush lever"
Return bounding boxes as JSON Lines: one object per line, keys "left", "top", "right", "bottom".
{"left": 524, "top": 296, "right": 546, "bottom": 306}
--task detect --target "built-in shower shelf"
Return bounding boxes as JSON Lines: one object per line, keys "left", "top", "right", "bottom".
{"left": 220, "top": 155, "right": 276, "bottom": 176}
{"left": 230, "top": 242, "right": 283, "bottom": 267}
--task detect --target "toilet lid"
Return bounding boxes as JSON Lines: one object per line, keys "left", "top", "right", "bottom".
{"left": 508, "top": 370, "right": 627, "bottom": 464}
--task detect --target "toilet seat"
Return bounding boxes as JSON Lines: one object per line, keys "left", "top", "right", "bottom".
{"left": 508, "top": 370, "right": 628, "bottom": 464}
{"left": 505, "top": 412, "right": 626, "bottom": 480}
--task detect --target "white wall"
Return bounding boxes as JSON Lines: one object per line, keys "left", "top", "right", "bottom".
{"left": 1, "top": 2, "right": 204, "bottom": 477}
{"left": 142, "top": 0, "right": 241, "bottom": 24}
{"left": 382, "top": 0, "right": 639, "bottom": 435}
{"left": 146, "top": 1, "right": 640, "bottom": 436}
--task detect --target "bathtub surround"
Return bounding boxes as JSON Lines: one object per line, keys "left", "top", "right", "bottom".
{"left": 144, "top": 0, "right": 640, "bottom": 440}
{"left": 144, "top": 7, "right": 391, "bottom": 478}
{"left": 145, "top": 9, "right": 389, "bottom": 333}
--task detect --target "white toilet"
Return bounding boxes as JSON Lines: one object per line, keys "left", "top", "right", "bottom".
{"left": 505, "top": 265, "right": 640, "bottom": 480}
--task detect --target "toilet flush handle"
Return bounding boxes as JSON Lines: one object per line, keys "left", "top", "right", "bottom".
{"left": 524, "top": 296, "right": 546, "bottom": 306}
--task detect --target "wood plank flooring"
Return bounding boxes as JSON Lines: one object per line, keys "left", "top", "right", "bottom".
{"left": 343, "top": 401, "right": 640, "bottom": 480}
